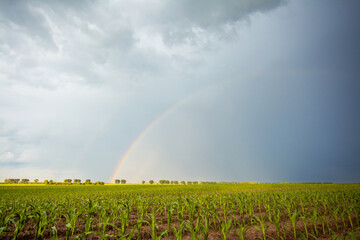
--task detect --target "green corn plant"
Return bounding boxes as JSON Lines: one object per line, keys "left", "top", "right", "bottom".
{"left": 167, "top": 203, "right": 176, "bottom": 231}
{"left": 210, "top": 210, "right": 220, "bottom": 231}
{"left": 173, "top": 220, "right": 187, "bottom": 240}
{"left": 325, "top": 215, "right": 332, "bottom": 234}
{"left": 34, "top": 210, "right": 48, "bottom": 240}
{"left": 269, "top": 208, "right": 281, "bottom": 238}
{"left": 220, "top": 218, "right": 232, "bottom": 240}
{"left": 81, "top": 218, "right": 93, "bottom": 240}
{"left": 319, "top": 215, "right": 326, "bottom": 235}
{"left": 51, "top": 226, "right": 58, "bottom": 240}
{"left": 146, "top": 212, "right": 168, "bottom": 240}
{"left": 187, "top": 220, "right": 201, "bottom": 240}
{"left": 289, "top": 209, "right": 299, "bottom": 239}
{"left": 300, "top": 214, "right": 309, "bottom": 239}
{"left": 202, "top": 215, "right": 210, "bottom": 240}
{"left": 281, "top": 225, "right": 287, "bottom": 240}
{"left": 136, "top": 218, "right": 144, "bottom": 239}
{"left": 332, "top": 208, "right": 340, "bottom": 231}
{"left": 345, "top": 228, "right": 360, "bottom": 240}
{"left": 234, "top": 222, "right": 250, "bottom": 240}
{"left": 195, "top": 216, "right": 202, "bottom": 234}
{"left": 311, "top": 207, "right": 319, "bottom": 236}
{"left": 0, "top": 212, "right": 13, "bottom": 236}
{"left": 65, "top": 209, "right": 81, "bottom": 239}
{"left": 185, "top": 198, "right": 197, "bottom": 223}
{"left": 346, "top": 207, "right": 354, "bottom": 230}
{"left": 308, "top": 233, "right": 319, "bottom": 240}
{"left": 11, "top": 210, "right": 29, "bottom": 240}
{"left": 118, "top": 213, "right": 130, "bottom": 236}
{"left": 0, "top": 226, "right": 6, "bottom": 235}
{"left": 339, "top": 209, "right": 347, "bottom": 230}
{"left": 124, "top": 222, "right": 144, "bottom": 240}
{"left": 254, "top": 215, "right": 269, "bottom": 240}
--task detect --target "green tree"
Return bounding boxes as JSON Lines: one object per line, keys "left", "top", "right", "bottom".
{"left": 149, "top": 180, "right": 154, "bottom": 184}
{"left": 21, "top": 179, "right": 29, "bottom": 184}
{"left": 121, "top": 179, "right": 126, "bottom": 184}
{"left": 181, "top": 181, "right": 185, "bottom": 185}
{"left": 85, "top": 179, "right": 91, "bottom": 184}
{"left": 142, "top": 180, "right": 145, "bottom": 184}
{"left": 64, "top": 179, "right": 72, "bottom": 184}
{"left": 115, "top": 179, "right": 120, "bottom": 184}
{"left": 73, "top": 179, "right": 81, "bottom": 184}
{"left": 34, "top": 179, "right": 39, "bottom": 184}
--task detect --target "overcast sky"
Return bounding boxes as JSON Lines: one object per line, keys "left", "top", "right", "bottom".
{"left": 1, "top": 0, "right": 359, "bottom": 183}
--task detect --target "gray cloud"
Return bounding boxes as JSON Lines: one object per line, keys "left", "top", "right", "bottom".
{"left": 0, "top": 0, "right": 359, "bottom": 182}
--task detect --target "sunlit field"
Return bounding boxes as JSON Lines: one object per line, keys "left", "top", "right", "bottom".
{"left": 0, "top": 183, "right": 359, "bottom": 239}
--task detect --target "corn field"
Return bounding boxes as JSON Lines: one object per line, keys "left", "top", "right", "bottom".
{"left": 0, "top": 183, "right": 359, "bottom": 239}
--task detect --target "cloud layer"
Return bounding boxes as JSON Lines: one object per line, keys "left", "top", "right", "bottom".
{"left": 1, "top": 0, "right": 359, "bottom": 183}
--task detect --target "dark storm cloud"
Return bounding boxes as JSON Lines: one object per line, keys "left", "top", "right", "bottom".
{"left": 157, "top": 0, "right": 287, "bottom": 46}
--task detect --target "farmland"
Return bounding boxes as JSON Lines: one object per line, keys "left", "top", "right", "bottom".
{"left": 0, "top": 183, "right": 359, "bottom": 239}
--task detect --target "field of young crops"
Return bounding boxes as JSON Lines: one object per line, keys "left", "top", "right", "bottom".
{"left": 0, "top": 183, "right": 359, "bottom": 239}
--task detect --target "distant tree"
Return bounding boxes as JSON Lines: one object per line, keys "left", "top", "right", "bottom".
{"left": 49, "top": 180, "right": 54, "bottom": 184}
{"left": 159, "top": 180, "right": 170, "bottom": 184}
{"left": 4, "top": 178, "right": 21, "bottom": 184}
{"left": 181, "top": 181, "right": 185, "bottom": 185}
{"left": 44, "top": 180, "right": 49, "bottom": 184}
{"left": 34, "top": 179, "right": 39, "bottom": 184}
{"left": 174, "top": 181, "right": 179, "bottom": 184}
{"left": 142, "top": 180, "right": 145, "bottom": 184}
{"left": 73, "top": 179, "right": 81, "bottom": 184}
{"left": 85, "top": 179, "right": 91, "bottom": 184}
{"left": 149, "top": 180, "right": 154, "bottom": 184}
{"left": 193, "top": 181, "right": 198, "bottom": 185}
{"left": 187, "top": 181, "right": 192, "bottom": 185}
{"left": 121, "top": 179, "right": 126, "bottom": 184}
{"left": 64, "top": 179, "right": 72, "bottom": 184}
{"left": 21, "top": 179, "right": 29, "bottom": 184}
{"left": 95, "top": 181, "right": 105, "bottom": 185}
{"left": 115, "top": 179, "right": 120, "bottom": 184}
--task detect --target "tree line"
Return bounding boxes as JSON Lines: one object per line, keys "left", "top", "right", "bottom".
{"left": 138, "top": 180, "right": 218, "bottom": 185}
{"left": 2, "top": 179, "right": 104, "bottom": 185}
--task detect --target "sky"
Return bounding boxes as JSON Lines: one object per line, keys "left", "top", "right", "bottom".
{"left": 0, "top": 0, "right": 359, "bottom": 183}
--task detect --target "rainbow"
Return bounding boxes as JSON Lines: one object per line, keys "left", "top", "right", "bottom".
{"left": 108, "top": 93, "right": 195, "bottom": 183}
{"left": 108, "top": 73, "right": 259, "bottom": 183}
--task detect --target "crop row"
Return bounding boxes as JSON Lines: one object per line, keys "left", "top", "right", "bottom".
{"left": 0, "top": 184, "right": 359, "bottom": 239}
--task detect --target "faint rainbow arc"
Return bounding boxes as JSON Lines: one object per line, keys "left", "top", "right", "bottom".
{"left": 109, "top": 94, "right": 194, "bottom": 183}
{"left": 109, "top": 72, "right": 261, "bottom": 183}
